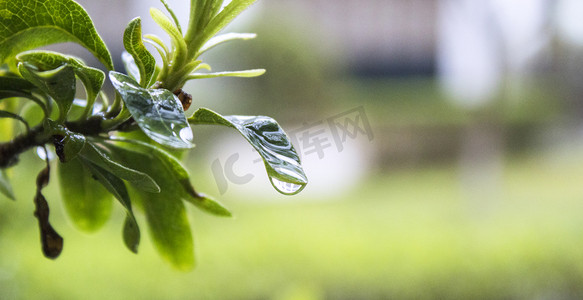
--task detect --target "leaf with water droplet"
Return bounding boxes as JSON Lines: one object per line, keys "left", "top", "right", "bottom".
{"left": 109, "top": 71, "right": 194, "bottom": 149}
{"left": 189, "top": 108, "right": 307, "bottom": 195}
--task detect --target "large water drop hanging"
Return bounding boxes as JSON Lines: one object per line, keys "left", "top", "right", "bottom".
{"left": 269, "top": 177, "right": 306, "bottom": 195}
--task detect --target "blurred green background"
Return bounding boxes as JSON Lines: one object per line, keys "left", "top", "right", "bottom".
{"left": 3, "top": 0, "right": 583, "bottom": 299}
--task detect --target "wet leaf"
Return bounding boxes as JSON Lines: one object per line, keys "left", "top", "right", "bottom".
{"left": 0, "top": 169, "right": 15, "bottom": 200}
{"left": 0, "top": 0, "right": 114, "bottom": 70}
{"left": 18, "top": 62, "right": 76, "bottom": 121}
{"left": 79, "top": 142, "right": 160, "bottom": 193}
{"left": 190, "top": 108, "right": 307, "bottom": 195}
{"left": 109, "top": 71, "right": 194, "bottom": 149}
{"left": 57, "top": 158, "right": 113, "bottom": 232}
{"left": 82, "top": 160, "right": 140, "bottom": 253}
{"left": 123, "top": 18, "right": 156, "bottom": 87}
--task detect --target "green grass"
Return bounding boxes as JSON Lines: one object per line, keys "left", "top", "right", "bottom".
{"left": 2, "top": 149, "right": 583, "bottom": 299}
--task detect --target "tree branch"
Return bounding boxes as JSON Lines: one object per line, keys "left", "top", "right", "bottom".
{"left": 0, "top": 126, "right": 49, "bottom": 168}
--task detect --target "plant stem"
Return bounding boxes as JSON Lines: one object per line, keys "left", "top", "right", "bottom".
{"left": 0, "top": 114, "right": 115, "bottom": 169}
{"left": 0, "top": 125, "right": 50, "bottom": 168}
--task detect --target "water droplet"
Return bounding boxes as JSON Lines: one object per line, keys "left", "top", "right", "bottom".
{"left": 36, "top": 147, "right": 54, "bottom": 161}
{"left": 179, "top": 127, "right": 193, "bottom": 143}
{"left": 269, "top": 177, "right": 306, "bottom": 195}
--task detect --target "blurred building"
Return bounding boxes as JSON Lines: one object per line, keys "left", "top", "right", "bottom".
{"left": 264, "top": 0, "right": 438, "bottom": 77}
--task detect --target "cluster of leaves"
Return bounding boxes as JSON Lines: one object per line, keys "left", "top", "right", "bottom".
{"left": 0, "top": 0, "right": 307, "bottom": 270}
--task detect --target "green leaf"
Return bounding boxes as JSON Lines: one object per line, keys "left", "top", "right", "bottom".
{"left": 187, "top": 69, "right": 265, "bottom": 80}
{"left": 0, "top": 169, "right": 15, "bottom": 200}
{"left": 0, "top": 90, "right": 49, "bottom": 118}
{"left": 82, "top": 160, "right": 140, "bottom": 253}
{"left": 186, "top": 0, "right": 224, "bottom": 44}
{"left": 190, "top": 108, "right": 308, "bottom": 195}
{"left": 149, "top": 65, "right": 162, "bottom": 88}
{"left": 18, "top": 62, "right": 76, "bottom": 121}
{"left": 159, "top": 0, "right": 182, "bottom": 34}
{"left": 134, "top": 186, "right": 194, "bottom": 271}
{"left": 0, "top": 0, "right": 114, "bottom": 70}
{"left": 199, "top": 32, "right": 256, "bottom": 54}
{"left": 0, "top": 76, "right": 50, "bottom": 116}
{"left": 208, "top": 0, "right": 225, "bottom": 23}
{"left": 122, "top": 52, "right": 140, "bottom": 83}
{"left": 108, "top": 137, "right": 231, "bottom": 217}
{"left": 199, "top": 0, "right": 223, "bottom": 34}
{"left": 57, "top": 158, "right": 113, "bottom": 232}
{"left": 0, "top": 75, "right": 35, "bottom": 91}
{"left": 54, "top": 130, "right": 86, "bottom": 162}
{"left": 122, "top": 215, "right": 140, "bottom": 254}
{"left": 109, "top": 71, "right": 194, "bottom": 149}
{"left": 0, "top": 99, "right": 14, "bottom": 141}
{"left": 19, "top": 101, "right": 45, "bottom": 127}
{"left": 17, "top": 50, "right": 105, "bottom": 118}
{"left": 107, "top": 143, "right": 195, "bottom": 270}
{"left": 187, "top": 0, "right": 257, "bottom": 55}
{"left": 150, "top": 8, "right": 188, "bottom": 67}
{"left": 143, "top": 34, "right": 170, "bottom": 60}
{"left": 0, "top": 110, "right": 29, "bottom": 131}
{"left": 123, "top": 18, "right": 157, "bottom": 87}
{"left": 79, "top": 142, "right": 160, "bottom": 193}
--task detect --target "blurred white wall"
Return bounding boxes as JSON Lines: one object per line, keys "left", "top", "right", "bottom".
{"left": 437, "top": 0, "right": 553, "bottom": 108}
